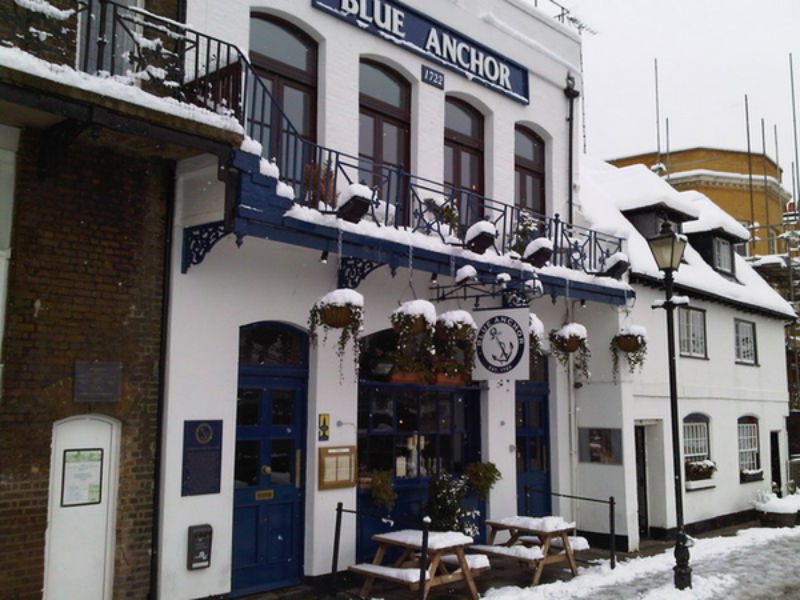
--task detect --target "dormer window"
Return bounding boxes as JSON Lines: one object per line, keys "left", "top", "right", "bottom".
{"left": 713, "top": 237, "right": 734, "bottom": 274}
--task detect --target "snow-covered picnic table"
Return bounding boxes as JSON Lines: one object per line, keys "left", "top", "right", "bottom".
{"left": 348, "top": 529, "right": 488, "bottom": 599}
{"left": 473, "top": 516, "right": 581, "bottom": 586}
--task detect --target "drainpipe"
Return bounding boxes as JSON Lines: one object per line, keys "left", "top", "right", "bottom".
{"left": 149, "top": 164, "right": 175, "bottom": 600}
{"left": 564, "top": 75, "right": 581, "bottom": 226}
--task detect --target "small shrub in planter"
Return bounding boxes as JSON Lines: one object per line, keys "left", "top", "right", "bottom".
{"left": 303, "top": 161, "right": 338, "bottom": 208}
{"left": 465, "top": 462, "right": 501, "bottom": 499}
{"left": 308, "top": 289, "right": 364, "bottom": 378}
{"left": 424, "top": 472, "right": 479, "bottom": 536}
{"left": 610, "top": 325, "right": 648, "bottom": 381}
{"left": 754, "top": 490, "right": 799, "bottom": 527}
{"left": 549, "top": 323, "right": 590, "bottom": 379}
{"left": 368, "top": 470, "right": 396, "bottom": 512}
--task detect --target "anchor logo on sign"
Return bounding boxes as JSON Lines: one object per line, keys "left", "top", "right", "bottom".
{"left": 489, "top": 327, "right": 514, "bottom": 364}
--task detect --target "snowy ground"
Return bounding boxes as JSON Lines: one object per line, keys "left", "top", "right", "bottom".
{"left": 482, "top": 526, "right": 800, "bottom": 599}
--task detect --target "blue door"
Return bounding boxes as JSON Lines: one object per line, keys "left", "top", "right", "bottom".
{"left": 516, "top": 375, "right": 551, "bottom": 516}
{"left": 232, "top": 322, "right": 308, "bottom": 597}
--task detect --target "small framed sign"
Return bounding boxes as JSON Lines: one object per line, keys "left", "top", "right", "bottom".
{"left": 61, "top": 448, "right": 103, "bottom": 507}
{"left": 422, "top": 65, "right": 445, "bottom": 89}
{"left": 74, "top": 361, "right": 122, "bottom": 403}
{"left": 318, "top": 446, "right": 356, "bottom": 490}
{"left": 182, "top": 420, "right": 223, "bottom": 496}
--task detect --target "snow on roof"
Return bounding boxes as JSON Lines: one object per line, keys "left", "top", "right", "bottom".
{"left": 680, "top": 190, "right": 750, "bottom": 241}
{"left": 579, "top": 156, "right": 795, "bottom": 319}
{"left": 0, "top": 46, "right": 243, "bottom": 134}
{"left": 587, "top": 162, "right": 699, "bottom": 220}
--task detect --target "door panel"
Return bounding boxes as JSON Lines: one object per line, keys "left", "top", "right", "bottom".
{"left": 516, "top": 380, "right": 550, "bottom": 516}
{"left": 232, "top": 381, "right": 305, "bottom": 596}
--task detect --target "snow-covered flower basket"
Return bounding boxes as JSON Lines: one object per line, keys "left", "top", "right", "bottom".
{"left": 529, "top": 313, "right": 547, "bottom": 366}
{"left": 610, "top": 325, "right": 648, "bottom": 380}
{"left": 308, "top": 289, "right": 364, "bottom": 377}
{"left": 753, "top": 491, "right": 800, "bottom": 527}
{"left": 434, "top": 310, "right": 477, "bottom": 384}
{"left": 549, "top": 323, "right": 590, "bottom": 379}
{"left": 685, "top": 459, "right": 716, "bottom": 482}
{"left": 464, "top": 220, "right": 497, "bottom": 255}
{"left": 390, "top": 300, "right": 437, "bottom": 380}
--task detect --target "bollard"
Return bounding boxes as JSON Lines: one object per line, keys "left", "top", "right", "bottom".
{"left": 609, "top": 496, "right": 616, "bottom": 570}
{"left": 331, "top": 502, "right": 343, "bottom": 589}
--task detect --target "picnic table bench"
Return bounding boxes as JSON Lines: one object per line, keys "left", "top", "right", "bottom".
{"left": 473, "top": 516, "right": 581, "bottom": 585}
{"left": 349, "top": 529, "right": 489, "bottom": 599}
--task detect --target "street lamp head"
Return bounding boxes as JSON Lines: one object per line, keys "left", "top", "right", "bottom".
{"left": 647, "top": 221, "right": 687, "bottom": 272}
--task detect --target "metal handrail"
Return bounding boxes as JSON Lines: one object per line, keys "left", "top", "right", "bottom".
{"left": 36, "top": 0, "right": 623, "bottom": 274}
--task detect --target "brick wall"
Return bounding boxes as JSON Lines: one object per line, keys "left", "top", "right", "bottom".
{"left": 0, "top": 131, "right": 170, "bottom": 599}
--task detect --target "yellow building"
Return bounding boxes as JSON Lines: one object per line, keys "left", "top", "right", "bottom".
{"left": 611, "top": 147, "right": 791, "bottom": 257}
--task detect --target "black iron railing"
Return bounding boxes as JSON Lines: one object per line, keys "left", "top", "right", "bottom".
{"left": 10, "top": 0, "right": 621, "bottom": 274}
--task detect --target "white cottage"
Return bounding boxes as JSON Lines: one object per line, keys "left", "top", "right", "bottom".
{"left": 579, "top": 158, "right": 795, "bottom": 552}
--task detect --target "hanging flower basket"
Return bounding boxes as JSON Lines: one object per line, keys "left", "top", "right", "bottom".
{"left": 434, "top": 310, "right": 477, "bottom": 384}
{"left": 308, "top": 289, "right": 364, "bottom": 379}
{"left": 549, "top": 323, "right": 590, "bottom": 379}
{"left": 529, "top": 313, "right": 547, "bottom": 366}
{"left": 319, "top": 304, "right": 358, "bottom": 329}
{"left": 390, "top": 300, "right": 437, "bottom": 381}
{"left": 610, "top": 325, "right": 648, "bottom": 381}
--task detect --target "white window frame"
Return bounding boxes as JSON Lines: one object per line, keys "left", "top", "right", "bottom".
{"left": 683, "top": 421, "right": 710, "bottom": 463}
{"left": 738, "top": 419, "right": 759, "bottom": 473}
{"left": 735, "top": 319, "right": 757, "bottom": 365}
{"left": 678, "top": 307, "right": 707, "bottom": 358}
{"left": 713, "top": 237, "right": 733, "bottom": 273}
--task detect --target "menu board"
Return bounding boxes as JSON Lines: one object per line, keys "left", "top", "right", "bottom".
{"left": 61, "top": 449, "right": 103, "bottom": 507}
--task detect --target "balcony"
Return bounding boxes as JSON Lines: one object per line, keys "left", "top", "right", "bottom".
{"left": 3, "top": 0, "right": 629, "bottom": 305}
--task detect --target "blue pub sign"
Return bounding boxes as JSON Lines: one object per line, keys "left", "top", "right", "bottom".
{"left": 312, "top": 0, "right": 530, "bottom": 104}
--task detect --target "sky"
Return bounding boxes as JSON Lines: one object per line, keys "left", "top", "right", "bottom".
{"left": 562, "top": 0, "right": 800, "bottom": 198}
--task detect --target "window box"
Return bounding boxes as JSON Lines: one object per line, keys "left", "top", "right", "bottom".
{"left": 740, "top": 469, "right": 763, "bottom": 483}
{"left": 685, "top": 479, "right": 715, "bottom": 491}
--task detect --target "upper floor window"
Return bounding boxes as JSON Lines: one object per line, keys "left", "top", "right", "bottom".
{"left": 678, "top": 307, "right": 707, "bottom": 358}
{"left": 444, "top": 97, "right": 484, "bottom": 226}
{"left": 713, "top": 237, "right": 733, "bottom": 274}
{"left": 249, "top": 15, "right": 317, "bottom": 143}
{"left": 359, "top": 61, "right": 410, "bottom": 222}
{"left": 514, "top": 126, "right": 545, "bottom": 215}
{"left": 683, "top": 413, "right": 713, "bottom": 481}
{"left": 737, "top": 416, "right": 762, "bottom": 482}
{"left": 735, "top": 319, "right": 757, "bottom": 365}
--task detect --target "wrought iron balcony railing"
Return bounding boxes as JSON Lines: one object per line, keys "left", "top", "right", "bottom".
{"left": 7, "top": 0, "right": 622, "bottom": 276}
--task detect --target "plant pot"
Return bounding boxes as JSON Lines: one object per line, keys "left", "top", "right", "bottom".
{"left": 553, "top": 335, "right": 582, "bottom": 353}
{"left": 319, "top": 304, "right": 356, "bottom": 328}
{"left": 389, "top": 370, "right": 427, "bottom": 384}
{"left": 615, "top": 334, "right": 642, "bottom": 353}
{"left": 435, "top": 373, "right": 466, "bottom": 386}
{"left": 759, "top": 511, "right": 797, "bottom": 527}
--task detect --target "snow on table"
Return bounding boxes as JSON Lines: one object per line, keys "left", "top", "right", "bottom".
{"left": 496, "top": 516, "right": 576, "bottom": 532}
{"left": 372, "top": 529, "right": 473, "bottom": 550}
{"left": 471, "top": 544, "right": 545, "bottom": 561}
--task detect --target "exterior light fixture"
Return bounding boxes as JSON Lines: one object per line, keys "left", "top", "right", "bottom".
{"left": 320, "top": 251, "right": 329, "bottom": 264}
{"left": 647, "top": 220, "right": 691, "bottom": 591}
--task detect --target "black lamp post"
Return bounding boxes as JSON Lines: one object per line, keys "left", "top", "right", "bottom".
{"left": 647, "top": 221, "right": 692, "bottom": 590}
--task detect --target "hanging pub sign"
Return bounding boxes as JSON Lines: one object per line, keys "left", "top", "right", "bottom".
{"left": 472, "top": 308, "right": 529, "bottom": 380}
{"left": 311, "top": 0, "right": 530, "bottom": 104}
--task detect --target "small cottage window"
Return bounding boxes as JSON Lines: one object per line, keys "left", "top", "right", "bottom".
{"left": 678, "top": 307, "right": 707, "bottom": 358}
{"left": 713, "top": 237, "right": 733, "bottom": 274}
{"left": 683, "top": 414, "right": 713, "bottom": 481}
{"left": 738, "top": 416, "right": 761, "bottom": 482}
{"left": 734, "top": 319, "right": 757, "bottom": 365}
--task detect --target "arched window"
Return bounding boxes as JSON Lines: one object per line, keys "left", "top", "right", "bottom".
{"left": 249, "top": 15, "right": 317, "bottom": 154}
{"left": 239, "top": 322, "right": 307, "bottom": 368}
{"left": 738, "top": 416, "right": 761, "bottom": 482}
{"left": 444, "top": 97, "right": 484, "bottom": 226}
{"left": 359, "top": 61, "right": 411, "bottom": 222}
{"left": 515, "top": 126, "right": 545, "bottom": 215}
{"left": 683, "top": 413, "right": 712, "bottom": 481}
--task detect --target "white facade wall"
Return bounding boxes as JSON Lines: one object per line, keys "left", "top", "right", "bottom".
{"left": 161, "top": 2, "right": 584, "bottom": 597}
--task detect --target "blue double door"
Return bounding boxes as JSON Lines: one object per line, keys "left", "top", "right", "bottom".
{"left": 232, "top": 378, "right": 306, "bottom": 596}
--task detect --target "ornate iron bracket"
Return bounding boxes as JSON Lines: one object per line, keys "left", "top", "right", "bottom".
{"left": 337, "top": 257, "right": 385, "bottom": 289}
{"left": 182, "top": 221, "right": 228, "bottom": 273}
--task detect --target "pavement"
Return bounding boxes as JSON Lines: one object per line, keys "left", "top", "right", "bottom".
{"left": 240, "top": 521, "right": 758, "bottom": 600}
